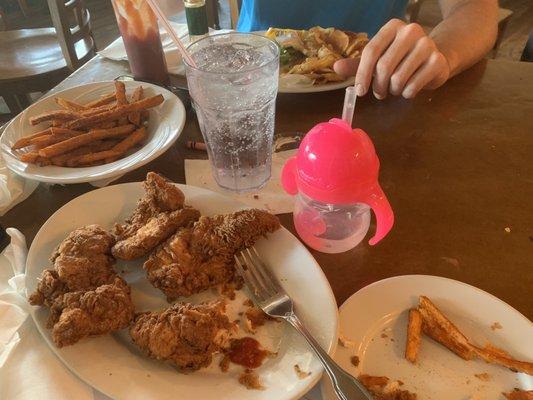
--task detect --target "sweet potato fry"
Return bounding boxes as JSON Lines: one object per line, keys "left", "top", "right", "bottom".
{"left": 472, "top": 344, "right": 533, "bottom": 375}
{"left": 128, "top": 86, "right": 143, "bottom": 126}
{"left": 11, "top": 128, "right": 52, "bottom": 150}
{"left": 66, "top": 95, "right": 164, "bottom": 130}
{"left": 405, "top": 309, "right": 422, "bottom": 363}
{"left": 38, "top": 124, "right": 135, "bottom": 157}
{"left": 85, "top": 93, "right": 116, "bottom": 108}
{"left": 91, "top": 121, "right": 117, "bottom": 129}
{"left": 50, "top": 140, "right": 118, "bottom": 166}
{"left": 55, "top": 98, "right": 87, "bottom": 112}
{"left": 112, "top": 126, "right": 146, "bottom": 153}
{"left": 67, "top": 149, "right": 119, "bottom": 166}
{"left": 29, "top": 110, "right": 80, "bottom": 126}
{"left": 30, "top": 131, "right": 81, "bottom": 149}
{"left": 51, "top": 119, "right": 65, "bottom": 127}
{"left": 115, "top": 81, "right": 129, "bottom": 125}
{"left": 418, "top": 296, "right": 475, "bottom": 360}
{"left": 19, "top": 151, "right": 40, "bottom": 163}
{"left": 503, "top": 389, "right": 533, "bottom": 400}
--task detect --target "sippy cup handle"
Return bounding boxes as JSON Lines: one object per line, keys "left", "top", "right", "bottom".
{"left": 281, "top": 157, "right": 298, "bottom": 195}
{"left": 363, "top": 184, "right": 394, "bottom": 245}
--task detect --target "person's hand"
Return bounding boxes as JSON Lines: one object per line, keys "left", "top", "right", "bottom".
{"left": 334, "top": 19, "right": 451, "bottom": 99}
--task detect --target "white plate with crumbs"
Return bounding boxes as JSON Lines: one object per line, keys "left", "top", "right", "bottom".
{"left": 321, "top": 275, "right": 533, "bottom": 400}
{"left": 25, "top": 182, "right": 338, "bottom": 400}
{"left": 0, "top": 81, "right": 185, "bottom": 184}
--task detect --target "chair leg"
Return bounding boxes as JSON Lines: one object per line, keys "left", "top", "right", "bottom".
{"left": 2, "top": 94, "right": 31, "bottom": 114}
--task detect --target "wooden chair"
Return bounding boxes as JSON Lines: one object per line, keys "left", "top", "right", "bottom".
{"left": 0, "top": 0, "right": 95, "bottom": 114}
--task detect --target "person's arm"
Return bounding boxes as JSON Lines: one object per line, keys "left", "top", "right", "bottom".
{"left": 333, "top": 0, "right": 498, "bottom": 99}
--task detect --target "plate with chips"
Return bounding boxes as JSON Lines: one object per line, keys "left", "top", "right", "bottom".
{"left": 0, "top": 81, "right": 185, "bottom": 184}
{"left": 264, "top": 27, "right": 368, "bottom": 93}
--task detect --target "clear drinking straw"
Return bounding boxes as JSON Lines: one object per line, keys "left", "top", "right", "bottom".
{"left": 145, "top": 0, "right": 197, "bottom": 67}
{"left": 342, "top": 85, "right": 357, "bottom": 126}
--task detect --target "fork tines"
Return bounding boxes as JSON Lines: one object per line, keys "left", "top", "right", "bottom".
{"left": 234, "top": 247, "right": 284, "bottom": 303}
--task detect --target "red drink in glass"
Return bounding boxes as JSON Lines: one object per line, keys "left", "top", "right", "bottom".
{"left": 111, "top": 0, "right": 170, "bottom": 85}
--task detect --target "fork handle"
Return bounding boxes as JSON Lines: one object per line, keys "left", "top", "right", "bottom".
{"left": 286, "top": 313, "right": 373, "bottom": 400}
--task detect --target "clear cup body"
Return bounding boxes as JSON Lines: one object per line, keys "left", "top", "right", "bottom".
{"left": 293, "top": 192, "right": 371, "bottom": 253}
{"left": 184, "top": 33, "right": 280, "bottom": 192}
{"left": 111, "top": 0, "right": 169, "bottom": 85}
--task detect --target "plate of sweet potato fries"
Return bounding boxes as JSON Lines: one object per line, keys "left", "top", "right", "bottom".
{"left": 321, "top": 275, "right": 533, "bottom": 400}
{"left": 0, "top": 80, "right": 185, "bottom": 183}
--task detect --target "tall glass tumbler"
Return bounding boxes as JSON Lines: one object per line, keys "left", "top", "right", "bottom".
{"left": 184, "top": 33, "right": 280, "bottom": 192}
{"left": 111, "top": 0, "right": 170, "bottom": 85}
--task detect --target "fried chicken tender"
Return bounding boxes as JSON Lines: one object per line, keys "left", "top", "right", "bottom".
{"left": 111, "top": 207, "right": 200, "bottom": 260}
{"left": 144, "top": 209, "right": 280, "bottom": 301}
{"left": 29, "top": 225, "right": 116, "bottom": 306}
{"left": 130, "top": 300, "right": 232, "bottom": 370}
{"left": 51, "top": 277, "right": 134, "bottom": 347}
{"left": 29, "top": 225, "right": 134, "bottom": 347}
{"left": 112, "top": 172, "right": 198, "bottom": 260}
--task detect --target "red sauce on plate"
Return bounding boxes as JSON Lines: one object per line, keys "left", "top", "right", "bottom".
{"left": 228, "top": 337, "right": 268, "bottom": 369}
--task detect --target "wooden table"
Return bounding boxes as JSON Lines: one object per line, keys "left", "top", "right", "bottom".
{"left": 2, "top": 56, "right": 532, "bottom": 320}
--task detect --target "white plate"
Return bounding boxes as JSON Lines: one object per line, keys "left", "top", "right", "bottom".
{"left": 26, "top": 182, "right": 338, "bottom": 400}
{"left": 321, "top": 275, "right": 533, "bottom": 400}
{"left": 0, "top": 81, "right": 185, "bottom": 184}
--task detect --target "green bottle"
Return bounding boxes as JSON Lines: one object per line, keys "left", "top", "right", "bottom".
{"left": 184, "top": 0, "right": 208, "bottom": 43}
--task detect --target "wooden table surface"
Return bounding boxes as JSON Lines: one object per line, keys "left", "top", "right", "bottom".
{"left": 2, "top": 56, "right": 532, "bottom": 320}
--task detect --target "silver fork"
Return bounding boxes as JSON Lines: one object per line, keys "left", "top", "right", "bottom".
{"left": 234, "top": 247, "right": 373, "bottom": 400}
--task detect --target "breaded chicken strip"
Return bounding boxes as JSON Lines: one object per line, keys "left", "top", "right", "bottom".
{"left": 29, "top": 225, "right": 116, "bottom": 307}
{"left": 112, "top": 207, "right": 200, "bottom": 260}
{"left": 51, "top": 277, "right": 134, "bottom": 347}
{"left": 112, "top": 172, "right": 198, "bottom": 260}
{"left": 29, "top": 225, "right": 134, "bottom": 347}
{"left": 130, "top": 301, "right": 232, "bottom": 370}
{"left": 144, "top": 209, "right": 280, "bottom": 301}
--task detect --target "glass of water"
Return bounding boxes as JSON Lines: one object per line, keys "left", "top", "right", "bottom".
{"left": 184, "top": 33, "right": 279, "bottom": 192}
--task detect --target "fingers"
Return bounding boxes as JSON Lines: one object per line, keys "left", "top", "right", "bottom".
{"left": 333, "top": 58, "right": 360, "bottom": 78}
{"left": 372, "top": 23, "right": 426, "bottom": 99}
{"left": 402, "top": 52, "right": 449, "bottom": 98}
{"left": 389, "top": 36, "right": 435, "bottom": 96}
{"left": 355, "top": 19, "right": 404, "bottom": 96}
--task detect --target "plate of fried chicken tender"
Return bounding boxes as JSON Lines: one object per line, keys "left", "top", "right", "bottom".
{"left": 26, "top": 172, "right": 338, "bottom": 400}
{"left": 0, "top": 81, "right": 185, "bottom": 184}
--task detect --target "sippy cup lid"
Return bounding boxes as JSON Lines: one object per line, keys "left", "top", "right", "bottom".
{"left": 281, "top": 118, "right": 394, "bottom": 245}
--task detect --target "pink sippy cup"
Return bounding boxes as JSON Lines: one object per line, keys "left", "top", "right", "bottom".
{"left": 281, "top": 118, "right": 394, "bottom": 253}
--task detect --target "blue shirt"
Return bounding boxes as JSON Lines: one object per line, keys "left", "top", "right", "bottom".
{"left": 236, "top": 0, "right": 408, "bottom": 37}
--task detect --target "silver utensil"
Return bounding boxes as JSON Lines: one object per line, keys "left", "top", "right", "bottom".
{"left": 234, "top": 247, "right": 373, "bottom": 400}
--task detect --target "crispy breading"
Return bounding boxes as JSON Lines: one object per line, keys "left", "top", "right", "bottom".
{"left": 130, "top": 300, "right": 232, "bottom": 370}
{"left": 28, "top": 225, "right": 134, "bottom": 347}
{"left": 51, "top": 276, "right": 134, "bottom": 347}
{"left": 112, "top": 172, "right": 193, "bottom": 260}
{"left": 144, "top": 209, "right": 280, "bottom": 301}
{"left": 112, "top": 207, "right": 200, "bottom": 260}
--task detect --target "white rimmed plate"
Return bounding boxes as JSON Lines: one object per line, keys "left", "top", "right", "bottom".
{"left": 25, "top": 182, "right": 338, "bottom": 400}
{"left": 321, "top": 275, "right": 533, "bottom": 400}
{"left": 0, "top": 81, "right": 185, "bottom": 184}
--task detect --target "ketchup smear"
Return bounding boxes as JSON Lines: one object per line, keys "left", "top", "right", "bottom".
{"left": 228, "top": 337, "right": 268, "bottom": 369}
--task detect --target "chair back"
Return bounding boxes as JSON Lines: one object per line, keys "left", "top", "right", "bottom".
{"left": 47, "top": 0, "right": 95, "bottom": 70}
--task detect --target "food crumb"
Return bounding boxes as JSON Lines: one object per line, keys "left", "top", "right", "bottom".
{"left": 108, "top": 372, "right": 112, "bottom": 376}
{"left": 146, "top": 374, "right": 151, "bottom": 378}
{"left": 244, "top": 306, "right": 275, "bottom": 333}
{"left": 294, "top": 364, "right": 311, "bottom": 379}
{"left": 239, "top": 369, "right": 265, "bottom": 390}
{"left": 504, "top": 227, "right": 511, "bottom": 233}
{"left": 350, "top": 355, "right": 360, "bottom": 367}
{"left": 253, "top": 194, "right": 259, "bottom": 199}
{"left": 491, "top": 322, "right": 503, "bottom": 331}
{"left": 219, "top": 355, "right": 230, "bottom": 373}
{"left": 338, "top": 333, "right": 357, "bottom": 349}
{"left": 381, "top": 333, "right": 388, "bottom": 339}
{"left": 474, "top": 373, "right": 491, "bottom": 382}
